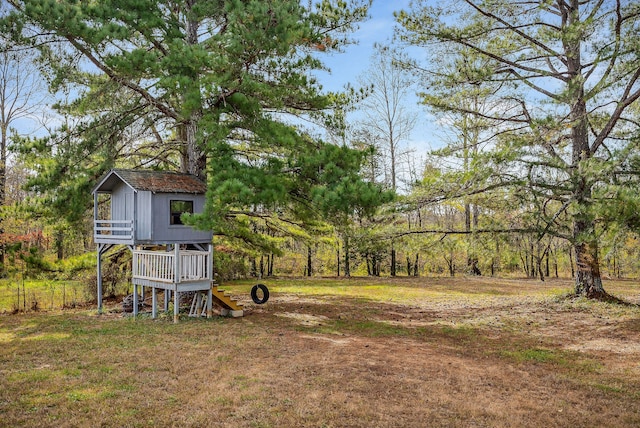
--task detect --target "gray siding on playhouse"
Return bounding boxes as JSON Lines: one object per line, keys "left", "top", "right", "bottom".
{"left": 93, "top": 169, "right": 212, "bottom": 245}
{"left": 110, "top": 182, "right": 133, "bottom": 222}
{"left": 136, "top": 190, "right": 152, "bottom": 241}
{"left": 147, "top": 192, "right": 210, "bottom": 244}
{"left": 109, "top": 182, "right": 134, "bottom": 238}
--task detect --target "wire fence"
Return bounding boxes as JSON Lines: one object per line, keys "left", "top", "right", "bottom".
{"left": 0, "top": 279, "right": 95, "bottom": 313}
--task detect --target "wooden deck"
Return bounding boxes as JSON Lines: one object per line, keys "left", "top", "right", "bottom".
{"left": 132, "top": 248, "right": 211, "bottom": 290}
{"left": 130, "top": 247, "right": 213, "bottom": 322}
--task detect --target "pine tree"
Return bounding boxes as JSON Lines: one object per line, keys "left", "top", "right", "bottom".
{"left": 397, "top": 0, "right": 640, "bottom": 298}
{"left": 2, "top": 0, "right": 387, "bottom": 251}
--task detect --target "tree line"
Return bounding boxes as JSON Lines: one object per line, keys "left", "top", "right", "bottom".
{"left": 1, "top": 1, "right": 639, "bottom": 300}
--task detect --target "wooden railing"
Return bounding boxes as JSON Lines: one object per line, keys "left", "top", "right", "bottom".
{"left": 179, "top": 250, "right": 209, "bottom": 281}
{"left": 133, "top": 250, "right": 174, "bottom": 283}
{"left": 94, "top": 220, "right": 134, "bottom": 241}
{"left": 132, "top": 249, "right": 210, "bottom": 283}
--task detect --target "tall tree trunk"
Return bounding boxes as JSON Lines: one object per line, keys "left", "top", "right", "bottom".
{"left": 55, "top": 229, "right": 64, "bottom": 261}
{"left": 471, "top": 204, "right": 481, "bottom": 275}
{"left": 565, "top": 0, "right": 606, "bottom": 298}
{"left": 0, "top": 124, "right": 6, "bottom": 275}
{"left": 390, "top": 133, "right": 396, "bottom": 191}
{"left": 465, "top": 204, "right": 471, "bottom": 230}
{"left": 259, "top": 255, "right": 264, "bottom": 278}
{"left": 570, "top": 118, "right": 605, "bottom": 296}
{"left": 343, "top": 235, "right": 350, "bottom": 277}
{"left": 529, "top": 242, "right": 535, "bottom": 278}
{"left": 464, "top": 202, "right": 481, "bottom": 275}
{"left": 181, "top": 7, "right": 206, "bottom": 179}
{"left": 573, "top": 220, "right": 605, "bottom": 298}
{"left": 306, "top": 245, "right": 312, "bottom": 277}
{"left": 519, "top": 251, "right": 527, "bottom": 276}
{"left": 181, "top": 115, "right": 206, "bottom": 179}
{"left": 492, "top": 237, "right": 499, "bottom": 277}
{"left": 390, "top": 243, "right": 396, "bottom": 277}
{"left": 372, "top": 255, "right": 379, "bottom": 276}
{"left": 445, "top": 252, "right": 455, "bottom": 277}
{"left": 545, "top": 250, "right": 550, "bottom": 278}
{"left": 569, "top": 247, "right": 575, "bottom": 278}
{"left": 571, "top": 171, "right": 605, "bottom": 295}
{"left": 465, "top": 201, "right": 472, "bottom": 272}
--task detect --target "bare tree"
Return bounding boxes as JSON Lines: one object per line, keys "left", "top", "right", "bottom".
{"left": 358, "top": 46, "right": 417, "bottom": 192}
{"left": 356, "top": 46, "right": 418, "bottom": 277}
{"left": 0, "top": 45, "right": 47, "bottom": 273}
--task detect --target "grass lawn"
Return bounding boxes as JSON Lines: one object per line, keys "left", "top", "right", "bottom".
{"left": 0, "top": 279, "right": 88, "bottom": 313}
{"left": 1, "top": 276, "right": 639, "bottom": 427}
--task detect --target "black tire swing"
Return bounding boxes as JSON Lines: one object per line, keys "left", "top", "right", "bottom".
{"left": 251, "top": 284, "right": 269, "bottom": 304}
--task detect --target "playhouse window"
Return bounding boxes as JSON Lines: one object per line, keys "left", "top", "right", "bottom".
{"left": 170, "top": 200, "right": 193, "bottom": 225}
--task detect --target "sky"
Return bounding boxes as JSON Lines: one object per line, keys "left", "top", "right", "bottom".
{"left": 318, "top": 1, "right": 403, "bottom": 92}
{"left": 314, "top": 0, "right": 439, "bottom": 168}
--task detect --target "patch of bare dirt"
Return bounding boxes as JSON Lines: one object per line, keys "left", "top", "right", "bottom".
{"left": 3, "top": 277, "right": 640, "bottom": 427}
{"left": 235, "top": 277, "right": 640, "bottom": 426}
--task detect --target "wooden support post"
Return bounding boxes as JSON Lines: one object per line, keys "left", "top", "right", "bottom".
{"left": 174, "top": 244, "right": 180, "bottom": 284}
{"left": 207, "top": 288, "right": 213, "bottom": 318}
{"left": 152, "top": 287, "right": 157, "bottom": 319}
{"left": 164, "top": 290, "right": 170, "bottom": 312}
{"left": 96, "top": 243, "right": 113, "bottom": 315}
{"left": 173, "top": 244, "right": 180, "bottom": 323}
{"left": 97, "top": 245, "right": 103, "bottom": 315}
{"left": 207, "top": 243, "right": 214, "bottom": 282}
{"left": 174, "top": 288, "right": 179, "bottom": 323}
{"left": 207, "top": 243, "right": 214, "bottom": 318}
{"left": 133, "top": 283, "right": 138, "bottom": 318}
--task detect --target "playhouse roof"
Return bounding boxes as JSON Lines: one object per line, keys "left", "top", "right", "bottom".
{"left": 93, "top": 169, "right": 207, "bottom": 194}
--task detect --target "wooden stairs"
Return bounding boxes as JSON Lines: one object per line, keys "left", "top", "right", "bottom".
{"left": 211, "top": 284, "right": 243, "bottom": 314}
{"left": 189, "top": 282, "right": 243, "bottom": 318}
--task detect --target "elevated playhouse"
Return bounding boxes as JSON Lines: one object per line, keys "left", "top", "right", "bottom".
{"left": 92, "top": 169, "right": 243, "bottom": 321}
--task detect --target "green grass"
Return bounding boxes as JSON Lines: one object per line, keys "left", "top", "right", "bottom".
{"left": 2, "top": 277, "right": 640, "bottom": 427}
{"left": 0, "top": 278, "right": 88, "bottom": 312}
{"left": 223, "top": 276, "right": 573, "bottom": 306}
{"left": 438, "top": 324, "right": 480, "bottom": 339}
{"left": 501, "top": 348, "right": 567, "bottom": 364}
{"left": 299, "top": 318, "right": 414, "bottom": 337}
{"left": 5, "top": 275, "right": 635, "bottom": 315}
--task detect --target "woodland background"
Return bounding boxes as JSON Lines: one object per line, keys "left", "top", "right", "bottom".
{"left": 1, "top": 0, "right": 640, "bottom": 308}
